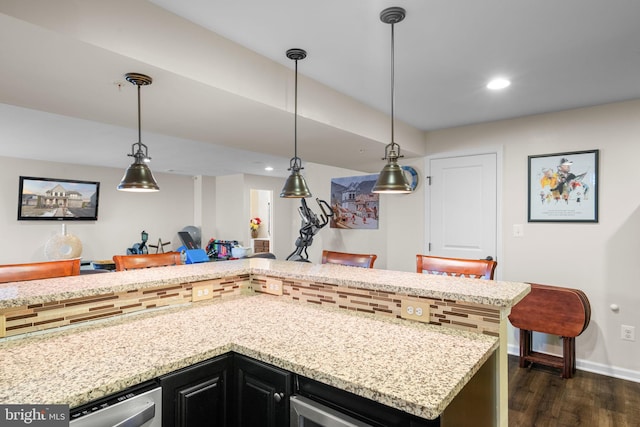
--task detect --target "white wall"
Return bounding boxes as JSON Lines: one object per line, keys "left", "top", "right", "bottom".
{"left": 0, "top": 156, "right": 195, "bottom": 263}
{"left": 298, "top": 161, "right": 391, "bottom": 268}
{"left": 426, "top": 99, "right": 640, "bottom": 381}
{"left": 385, "top": 157, "right": 426, "bottom": 273}
{"left": 292, "top": 159, "right": 424, "bottom": 271}
{"left": 199, "top": 175, "right": 217, "bottom": 248}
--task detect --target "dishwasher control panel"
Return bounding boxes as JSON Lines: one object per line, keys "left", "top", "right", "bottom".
{"left": 69, "top": 380, "right": 161, "bottom": 426}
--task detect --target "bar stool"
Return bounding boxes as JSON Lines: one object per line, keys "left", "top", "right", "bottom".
{"left": 321, "top": 250, "right": 377, "bottom": 268}
{"left": 416, "top": 255, "right": 497, "bottom": 279}
{"left": 0, "top": 259, "right": 81, "bottom": 283}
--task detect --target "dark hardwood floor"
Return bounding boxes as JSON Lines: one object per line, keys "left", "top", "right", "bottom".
{"left": 508, "top": 355, "right": 640, "bottom": 426}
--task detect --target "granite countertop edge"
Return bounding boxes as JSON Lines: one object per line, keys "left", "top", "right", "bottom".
{"left": 0, "top": 259, "right": 530, "bottom": 309}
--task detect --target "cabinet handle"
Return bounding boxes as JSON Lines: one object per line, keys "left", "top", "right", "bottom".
{"left": 273, "top": 392, "right": 284, "bottom": 403}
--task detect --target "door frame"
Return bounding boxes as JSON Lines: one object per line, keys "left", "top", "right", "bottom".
{"left": 424, "top": 146, "right": 504, "bottom": 279}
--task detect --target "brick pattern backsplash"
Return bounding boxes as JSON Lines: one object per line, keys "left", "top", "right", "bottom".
{"left": 251, "top": 275, "right": 501, "bottom": 336}
{"left": 1, "top": 272, "right": 500, "bottom": 339}
{"left": 0, "top": 275, "right": 249, "bottom": 338}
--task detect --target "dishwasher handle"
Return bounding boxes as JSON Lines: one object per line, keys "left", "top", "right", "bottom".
{"left": 112, "top": 401, "right": 156, "bottom": 427}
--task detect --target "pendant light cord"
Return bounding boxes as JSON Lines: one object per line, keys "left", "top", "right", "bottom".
{"left": 137, "top": 84, "right": 142, "bottom": 145}
{"left": 379, "top": 6, "right": 405, "bottom": 160}
{"left": 294, "top": 57, "right": 299, "bottom": 160}
{"left": 390, "top": 21, "right": 395, "bottom": 147}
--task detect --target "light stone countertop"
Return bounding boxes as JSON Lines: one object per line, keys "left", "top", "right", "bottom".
{"left": 0, "top": 294, "right": 498, "bottom": 420}
{"left": 0, "top": 258, "right": 530, "bottom": 309}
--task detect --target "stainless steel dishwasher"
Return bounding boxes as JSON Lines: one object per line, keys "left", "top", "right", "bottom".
{"left": 69, "top": 380, "right": 162, "bottom": 427}
{"left": 290, "top": 395, "right": 374, "bottom": 427}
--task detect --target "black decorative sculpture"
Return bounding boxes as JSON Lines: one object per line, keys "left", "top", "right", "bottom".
{"left": 286, "top": 198, "right": 334, "bottom": 262}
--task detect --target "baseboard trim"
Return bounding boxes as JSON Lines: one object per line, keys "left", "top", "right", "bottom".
{"left": 507, "top": 344, "right": 640, "bottom": 383}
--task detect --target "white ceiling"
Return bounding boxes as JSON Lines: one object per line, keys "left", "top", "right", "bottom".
{"left": 1, "top": 0, "right": 639, "bottom": 178}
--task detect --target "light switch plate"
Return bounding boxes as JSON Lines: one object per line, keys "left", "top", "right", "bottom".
{"left": 400, "top": 299, "right": 431, "bottom": 323}
{"left": 513, "top": 224, "right": 524, "bottom": 237}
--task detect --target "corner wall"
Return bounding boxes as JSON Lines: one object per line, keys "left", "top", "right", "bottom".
{"left": 426, "top": 99, "right": 640, "bottom": 381}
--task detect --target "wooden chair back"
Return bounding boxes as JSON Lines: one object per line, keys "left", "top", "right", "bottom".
{"left": 0, "top": 258, "right": 81, "bottom": 283}
{"left": 321, "top": 250, "right": 377, "bottom": 268}
{"left": 113, "top": 252, "right": 182, "bottom": 272}
{"left": 416, "top": 255, "right": 497, "bottom": 280}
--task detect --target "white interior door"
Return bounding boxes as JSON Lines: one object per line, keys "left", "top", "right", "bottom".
{"left": 427, "top": 153, "right": 497, "bottom": 262}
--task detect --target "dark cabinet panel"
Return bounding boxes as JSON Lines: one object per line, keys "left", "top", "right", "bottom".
{"left": 234, "top": 354, "right": 293, "bottom": 427}
{"left": 160, "top": 354, "right": 231, "bottom": 427}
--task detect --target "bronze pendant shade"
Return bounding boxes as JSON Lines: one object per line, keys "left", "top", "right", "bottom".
{"left": 280, "top": 48, "right": 312, "bottom": 198}
{"left": 372, "top": 7, "right": 413, "bottom": 194}
{"left": 117, "top": 73, "right": 160, "bottom": 192}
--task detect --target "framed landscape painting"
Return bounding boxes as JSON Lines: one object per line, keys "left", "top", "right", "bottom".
{"left": 330, "top": 174, "right": 379, "bottom": 229}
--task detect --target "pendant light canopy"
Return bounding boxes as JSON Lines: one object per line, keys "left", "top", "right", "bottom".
{"left": 280, "top": 48, "right": 312, "bottom": 198}
{"left": 372, "top": 7, "right": 413, "bottom": 194}
{"left": 117, "top": 72, "right": 160, "bottom": 192}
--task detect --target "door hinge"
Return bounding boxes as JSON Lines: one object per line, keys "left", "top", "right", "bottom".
{"left": 428, "top": 242, "right": 432, "bottom": 252}
{"left": 426, "top": 176, "right": 432, "bottom": 185}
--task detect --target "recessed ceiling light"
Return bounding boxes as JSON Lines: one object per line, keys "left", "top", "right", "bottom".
{"left": 264, "top": 166, "right": 274, "bottom": 171}
{"left": 487, "top": 78, "right": 511, "bottom": 90}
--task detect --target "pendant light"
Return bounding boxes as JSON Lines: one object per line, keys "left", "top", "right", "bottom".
{"left": 372, "top": 7, "right": 413, "bottom": 194}
{"left": 280, "top": 48, "right": 312, "bottom": 198}
{"left": 117, "top": 72, "right": 160, "bottom": 192}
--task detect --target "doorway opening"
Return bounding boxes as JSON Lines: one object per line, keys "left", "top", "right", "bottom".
{"left": 250, "top": 189, "right": 273, "bottom": 255}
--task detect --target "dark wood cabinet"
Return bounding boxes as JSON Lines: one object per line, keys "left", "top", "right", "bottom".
{"left": 157, "top": 352, "right": 484, "bottom": 427}
{"left": 159, "top": 354, "right": 231, "bottom": 427}
{"left": 160, "top": 353, "right": 292, "bottom": 427}
{"left": 233, "top": 354, "right": 292, "bottom": 427}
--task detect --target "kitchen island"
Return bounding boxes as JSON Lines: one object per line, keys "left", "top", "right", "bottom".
{"left": 0, "top": 259, "right": 530, "bottom": 425}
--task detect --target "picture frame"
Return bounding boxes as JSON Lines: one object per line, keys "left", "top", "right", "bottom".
{"left": 330, "top": 174, "right": 379, "bottom": 229}
{"left": 18, "top": 176, "right": 100, "bottom": 221}
{"left": 528, "top": 150, "right": 598, "bottom": 222}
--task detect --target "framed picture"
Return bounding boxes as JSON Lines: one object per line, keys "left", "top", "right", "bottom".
{"left": 330, "top": 174, "right": 379, "bottom": 229}
{"left": 18, "top": 176, "right": 100, "bottom": 221}
{"left": 528, "top": 150, "right": 598, "bottom": 222}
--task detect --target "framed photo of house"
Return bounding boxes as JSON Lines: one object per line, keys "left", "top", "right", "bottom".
{"left": 330, "top": 174, "right": 379, "bottom": 229}
{"left": 17, "top": 176, "right": 100, "bottom": 221}
{"left": 528, "top": 150, "right": 599, "bottom": 222}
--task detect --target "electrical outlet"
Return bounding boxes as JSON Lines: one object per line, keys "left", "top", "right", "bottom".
{"left": 192, "top": 283, "right": 214, "bottom": 302}
{"left": 621, "top": 325, "right": 635, "bottom": 341}
{"left": 400, "top": 299, "right": 430, "bottom": 323}
{"left": 263, "top": 278, "right": 283, "bottom": 296}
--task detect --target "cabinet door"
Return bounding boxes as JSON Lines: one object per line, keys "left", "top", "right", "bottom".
{"left": 160, "top": 354, "right": 231, "bottom": 427}
{"left": 234, "top": 354, "right": 292, "bottom": 427}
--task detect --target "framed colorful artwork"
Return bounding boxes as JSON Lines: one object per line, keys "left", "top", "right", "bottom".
{"left": 528, "top": 150, "right": 599, "bottom": 222}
